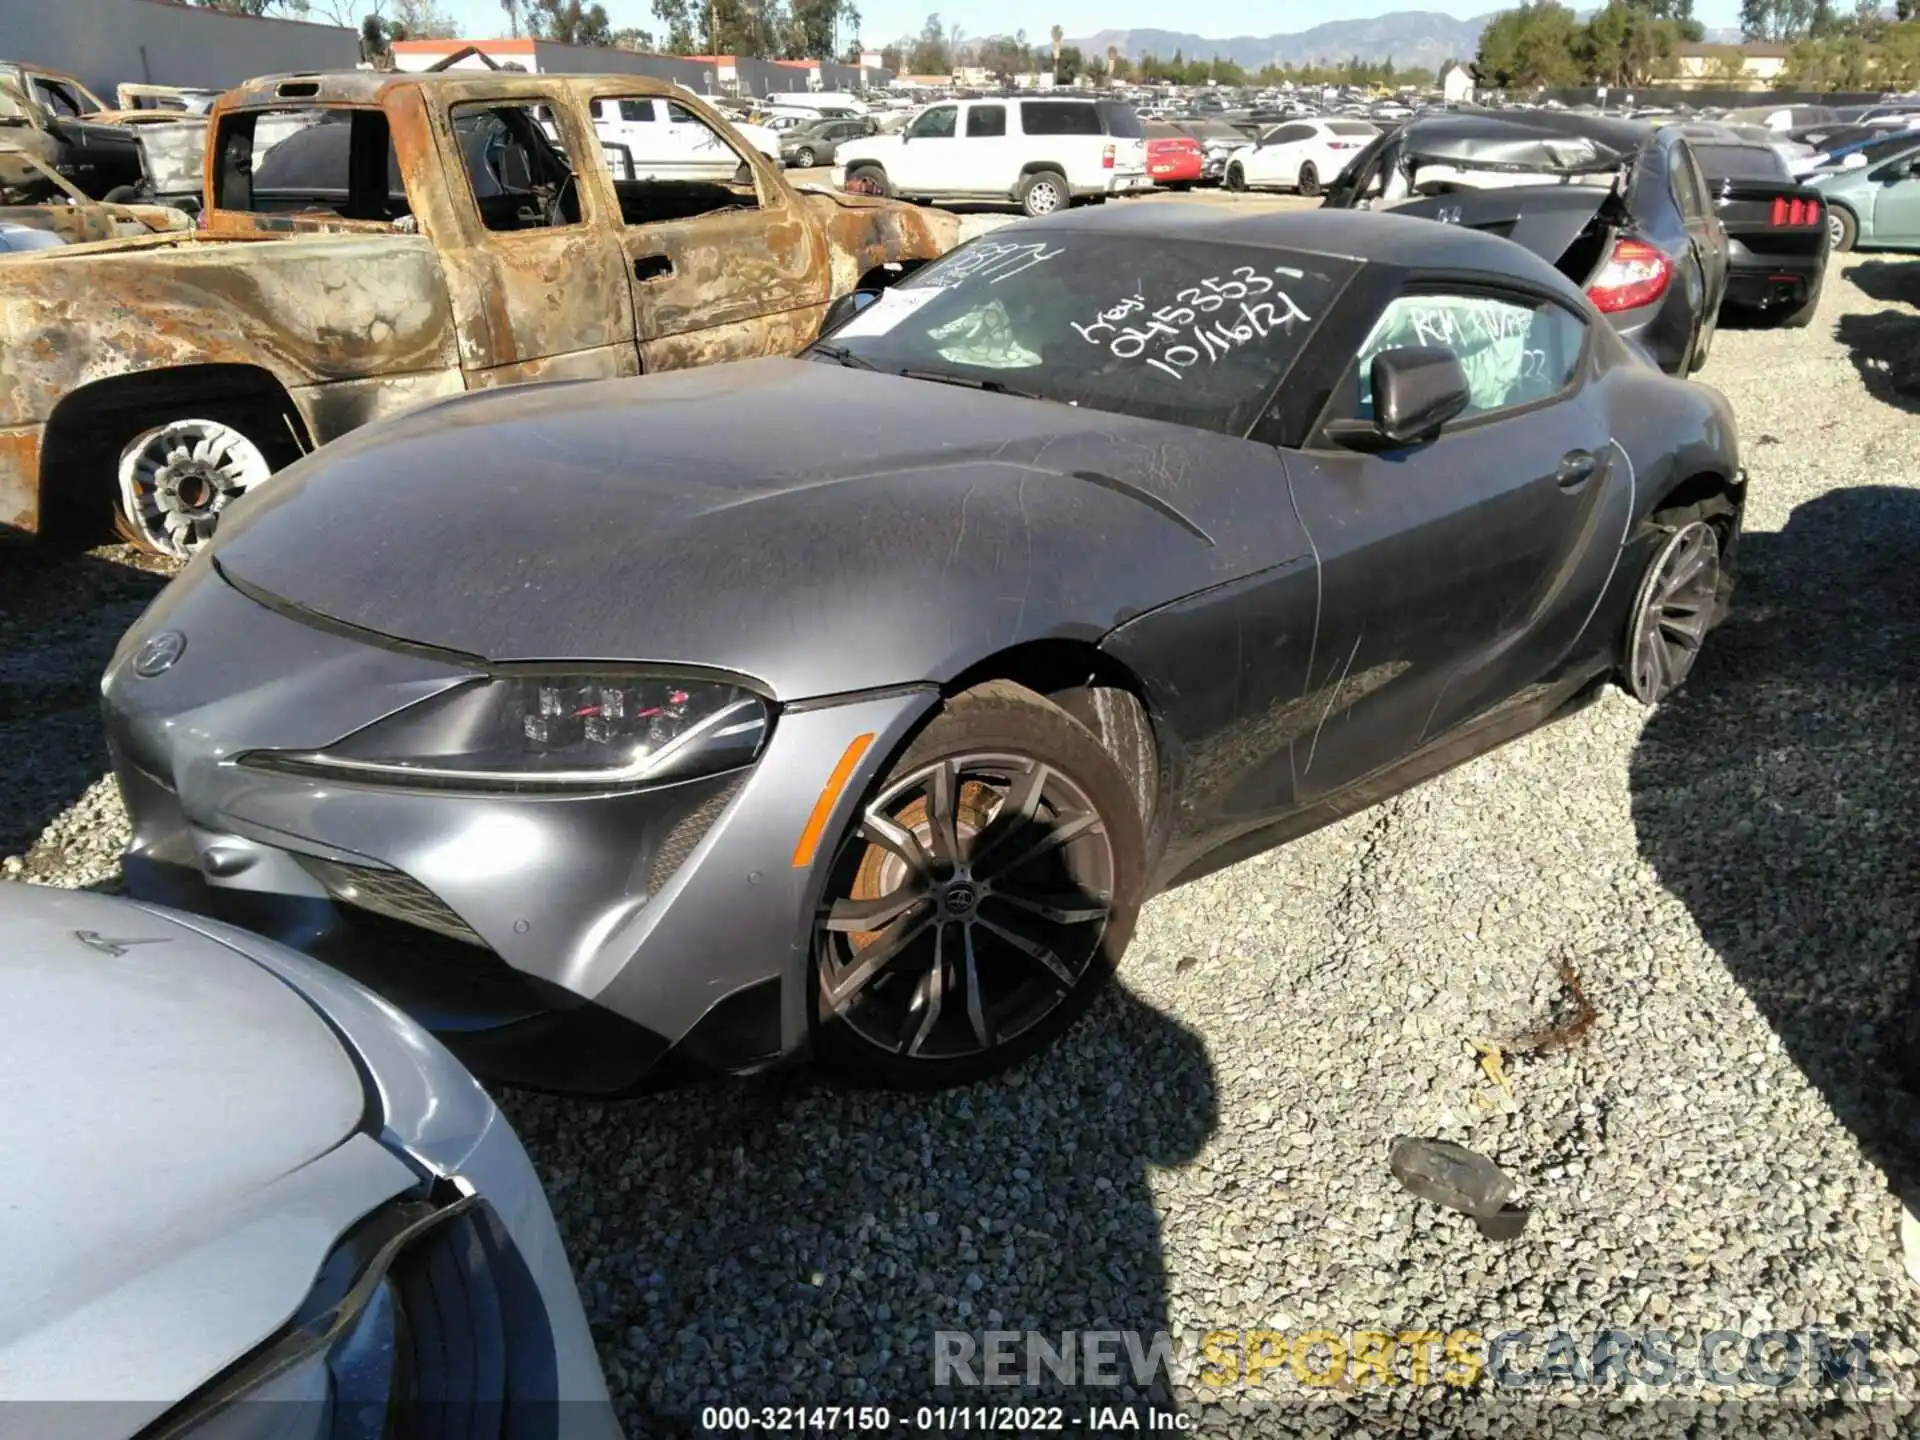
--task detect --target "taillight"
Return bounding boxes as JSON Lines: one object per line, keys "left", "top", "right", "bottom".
{"left": 1770, "top": 195, "right": 1820, "bottom": 226}
{"left": 1586, "top": 237, "right": 1671, "bottom": 313}
{"left": 1103, "top": 143, "right": 1115, "bottom": 170}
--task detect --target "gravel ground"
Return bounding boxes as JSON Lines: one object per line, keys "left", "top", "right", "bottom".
{"left": 4, "top": 253, "right": 1919, "bottom": 1437}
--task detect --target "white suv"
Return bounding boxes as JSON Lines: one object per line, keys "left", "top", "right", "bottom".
{"left": 833, "top": 97, "right": 1149, "bottom": 216}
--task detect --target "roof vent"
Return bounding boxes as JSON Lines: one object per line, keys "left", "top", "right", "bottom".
{"left": 276, "top": 80, "right": 320, "bottom": 98}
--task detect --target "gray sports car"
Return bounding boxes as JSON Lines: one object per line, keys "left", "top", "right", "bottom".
{"left": 103, "top": 208, "right": 1744, "bottom": 1091}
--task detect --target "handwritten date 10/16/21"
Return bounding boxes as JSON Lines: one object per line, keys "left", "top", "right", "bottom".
{"left": 1072, "top": 266, "right": 1313, "bottom": 381}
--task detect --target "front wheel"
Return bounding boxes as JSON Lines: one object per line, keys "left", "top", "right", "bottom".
{"left": 1625, "top": 519, "right": 1723, "bottom": 704}
{"left": 1017, "top": 169, "right": 1069, "bottom": 217}
{"left": 1296, "top": 161, "right": 1320, "bottom": 197}
{"left": 811, "top": 681, "right": 1146, "bottom": 1088}
{"left": 1828, "top": 205, "right": 1857, "bottom": 253}
{"left": 843, "top": 163, "right": 891, "bottom": 198}
{"left": 793, "top": 145, "right": 817, "bottom": 168}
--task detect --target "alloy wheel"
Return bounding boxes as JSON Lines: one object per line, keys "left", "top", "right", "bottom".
{"left": 815, "top": 752, "right": 1115, "bottom": 1064}
{"left": 795, "top": 146, "right": 816, "bottom": 167}
{"left": 1628, "top": 520, "right": 1721, "bottom": 703}
{"left": 117, "top": 417, "right": 272, "bottom": 559}
{"left": 1026, "top": 179, "right": 1062, "bottom": 215}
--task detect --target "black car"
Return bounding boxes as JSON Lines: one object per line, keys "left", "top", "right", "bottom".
{"left": 1323, "top": 110, "right": 1732, "bottom": 375}
{"left": 1682, "top": 130, "right": 1829, "bottom": 327}
{"left": 104, "top": 208, "right": 1744, "bottom": 1091}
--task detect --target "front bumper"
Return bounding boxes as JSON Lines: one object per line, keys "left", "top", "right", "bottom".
{"left": 104, "top": 560, "right": 938, "bottom": 1091}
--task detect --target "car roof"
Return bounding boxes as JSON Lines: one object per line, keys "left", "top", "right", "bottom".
{"left": 1397, "top": 107, "right": 1653, "bottom": 156}
{"left": 1017, "top": 204, "right": 1584, "bottom": 293}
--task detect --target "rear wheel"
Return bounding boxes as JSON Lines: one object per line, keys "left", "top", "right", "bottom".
{"left": 1624, "top": 518, "right": 1723, "bottom": 704}
{"left": 111, "top": 403, "right": 301, "bottom": 558}
{"left": 811, "top": 682, "right": 1145, "bottom": 1088}
{"left": 844, "top": 163, "right": 891, "bottom": 198}
{"left": 1017, "top": 169, "right": 1069, "bottom": 217}
{"left": 793, "top": 145, "right": 817, "bottom": 168}
{"left": 1296, "top": 161, "right": 1321, "bottom": 197}
{"left": 1828, "top": 205, "right": 1857, "bottom": 253}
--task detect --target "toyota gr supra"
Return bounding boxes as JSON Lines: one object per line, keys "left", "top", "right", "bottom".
{"left": 103, "top": 208, "right": 1745, "bottom": 1091}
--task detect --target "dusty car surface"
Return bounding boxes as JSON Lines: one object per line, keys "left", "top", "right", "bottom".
{"left": 103, "top": 209, "right": 1744, "bottom": 1093}
{"left": 0, "top": 69, "right": 957, "bottom": 557}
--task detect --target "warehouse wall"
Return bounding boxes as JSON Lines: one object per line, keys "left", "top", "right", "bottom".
{"left": 0, "top": 0, "right": 359, "bottom": 102}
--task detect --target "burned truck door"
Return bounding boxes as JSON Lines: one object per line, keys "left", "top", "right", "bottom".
{"left": 432, "top": 90, "right": 639, "bottom": 389}
{"left": 580, "top": 88, "right": 831, "bottom": 372}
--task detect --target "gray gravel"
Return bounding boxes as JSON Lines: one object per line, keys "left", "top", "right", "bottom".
{"left": 5, "top": 255, "right": 1919, "bottom": 1436}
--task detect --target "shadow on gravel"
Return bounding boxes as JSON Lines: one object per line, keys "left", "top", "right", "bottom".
{"left": 503, "top": 985, "right": 1216, "bottom": 1437}
{"left": 1630, "top": 486, "right": 1920, "bottom": 1205}
{"left": 0, "top": 534, "right": 169, "bottom": 862}
{"left": 1836, "top": 310, "right": 1920, "bottom": 414}
{"left": 1843, "top": 259, "right": 1920, "bottom": 308}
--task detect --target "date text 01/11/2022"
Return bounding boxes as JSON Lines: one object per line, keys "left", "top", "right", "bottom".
{"left": 697, "top": 1403, "right": 1195, "bottom": 1432}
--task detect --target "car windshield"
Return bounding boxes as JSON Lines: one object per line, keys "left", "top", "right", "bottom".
{"left": 1693, "top": 143, "right": 1789, "bottom": 181}
{"left": 811, "top": 233, "right": 1357, "bottom": 436}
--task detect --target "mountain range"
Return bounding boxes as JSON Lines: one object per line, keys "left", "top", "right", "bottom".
{"left": 1070, "top": 13, "right": 1752, "bottom": 72}
{"left": 1068, "top": 12, "right": 1497, "bottom": 71}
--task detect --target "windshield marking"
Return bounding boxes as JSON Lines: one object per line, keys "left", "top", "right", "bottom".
{"left": 1071, "top": 266, "right": 1315, "bottom": 379}
{"left": 934, "top": 238, "right": 1065, "bottom": 285}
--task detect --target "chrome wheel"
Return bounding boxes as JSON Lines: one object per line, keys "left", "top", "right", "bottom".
{"left": 1023, "top": 177, "right": 1064, "bottom": 215}
{"left": 815, "top": 753, "right": 1115, "bottom": 1063}
{"left": 1628, "top": 520, "right": 1721, "bottom": 703}
{"left": 795, "top": 146, "right": 816, "bottom": 168}
{"left": 117, "top": 417, "right": 273, "bottom": 558}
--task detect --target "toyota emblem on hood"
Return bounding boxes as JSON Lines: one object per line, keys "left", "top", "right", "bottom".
{"left": 133, "top": 631, "right": 188, "bottom": 677}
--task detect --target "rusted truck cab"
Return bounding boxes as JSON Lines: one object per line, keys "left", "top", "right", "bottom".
{"left": 0, "top": 70, "right": 956, "bottom": 556}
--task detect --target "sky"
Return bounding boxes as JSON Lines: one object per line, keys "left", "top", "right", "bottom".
{"left": 418, "top": 0, "right": 1747, "bottom": 54}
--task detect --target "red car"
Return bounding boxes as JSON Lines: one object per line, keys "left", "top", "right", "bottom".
{"left": 1145, "top": 122, "right": 1204, "bottom": 188}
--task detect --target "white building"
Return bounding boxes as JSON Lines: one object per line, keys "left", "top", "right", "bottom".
{"left": 1440, "top": 59, "right": 1474, "bottom": 104}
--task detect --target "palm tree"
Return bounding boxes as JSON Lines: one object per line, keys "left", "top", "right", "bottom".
{"left": 500, "top": 0, "right": 519, "bottom": 36}
{"left": 1050, "top": 22, "right": 1063, "bottom": 74}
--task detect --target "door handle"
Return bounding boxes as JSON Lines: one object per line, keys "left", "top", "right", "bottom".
{"left": 1555, "top": 450, "right": 1599, "bottom": 491}
{"left": 633, "top": 253, "right": 673, "bottom": 281}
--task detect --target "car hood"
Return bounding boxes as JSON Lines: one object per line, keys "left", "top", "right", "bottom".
{"left": 207, "top": 358, "right": 1291, "bottom": 699}
{"left": 0, "top": 883, "right": 412, "bottom": 1408}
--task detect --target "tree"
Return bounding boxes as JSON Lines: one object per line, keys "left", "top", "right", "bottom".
{"left": 651, "top": 0, "right": 700, "bottom": 51}
{"left": 1054, "top": 43, "right": 1082, "bottom": 83}
{"left": 1705, "top": 45, "right": 1753, "bottom": 83}
{"left": 1050, "top": 22, "right": 1063, "bottom": 75}
{"left": 502, "top": 0, "right": 521, "bottom": 40}
{"left": 906, "top": 12, "right": 951, "bottom": 74}
{"left": 1580, "top": 0, "right": 1683, "bottom": 85}
{"left": 190, "top": 0, "right": 310, "bottom": 14}
{"left": 1474, "top": 1, "right": 1586, "bottom": 88}
{"left": 526, "top": 0, "right": 613, "bottom": 43}
{"left": 787, "top": 0, "right": 861, "bottom": 58}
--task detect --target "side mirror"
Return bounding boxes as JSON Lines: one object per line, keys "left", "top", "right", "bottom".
{"left": 820, "top": 287, "right": 881, "bottom": 335}
{"left": 1327, "top": 345, "right": 1471, "bottom": 450}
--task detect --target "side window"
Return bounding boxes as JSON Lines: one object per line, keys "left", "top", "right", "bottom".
{"left": 1022, "top": 102, "right": 1101, "bottom": 137}
{"left": 450, "top": 100, "right": 582, "bottom": 232}
{"left": 618, "top": 98, "right": 655, "bottom": 123}
{"left": 586, "top": 94, "right": 760, "bottom": 228}
{"left": 212, "top": 107, "right": 408, "bottom": 223}
{"left": 32, "top": 77, "right": 87, "bottom": 117}
{"left": 966, "top": 104, "right": 1006, "bottom": 139}
{"left": 1669, "top": 147, "right": 1705, "bottom": 223}
{"left": 907, "top": 105, "right": 957, "bottom": 140}
{"left": 1269, "top": 123, "right": 1315, "bottom": 145}
{"left": 1345, "top": 292, "right": 1586, "bottom": 425}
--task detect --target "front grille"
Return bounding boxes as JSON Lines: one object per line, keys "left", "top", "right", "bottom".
{"left": 300, "top": 855, "right": 487, "bottom": 947}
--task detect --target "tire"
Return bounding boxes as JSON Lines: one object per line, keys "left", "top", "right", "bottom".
{"left": 1828, "top": 205, "right": 1857, "bottom": 253}
{"left": 102, "top": 184, "right": 143, "bottom": 205}
{"left": 1296, "top": 161, "right": 1321, "bottom": 197}
{"left": 1225, "top": 162, "right": 1246, "bottom": 192}
{"left": 844, "top": 163, "right": 891, "bottom": 199}
{"left": 1623, "top": 515, "right": 1725, "bottom": 704}
{"left": 109, "top": 400, "right": 302, "bottom": 558}
{"left": 1017, "top": 169, "right": 1069, "bottom": 218}
{"left": 811, "top": 680, "right": 1147, "bottom": 1089}
{"left": 794, "top": 145, "right": 817, "bottom": 168}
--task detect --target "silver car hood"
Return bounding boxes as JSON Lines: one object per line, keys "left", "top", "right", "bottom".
{"left": 0, "top": 883, "right": 417, "bottom": 1418}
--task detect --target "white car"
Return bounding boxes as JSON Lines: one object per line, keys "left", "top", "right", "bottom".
{"left": 834, "top": 96, "right": 1150, "bottom": 217}
{"left": 588, "top": 94, "right": 780, "bottom": 180}
{"left": 1225, "top": 117, "right": 1379, "bottom": 197}
{"left": 0, "top": 882, "right": 616, "bottom": 1436}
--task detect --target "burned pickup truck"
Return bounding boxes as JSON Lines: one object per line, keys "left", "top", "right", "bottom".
{"left": 0, "top": 70, "right": 957, "bottom": 556}
{"left": 1323, "top": 111, "right": 1732, "bottom": 376}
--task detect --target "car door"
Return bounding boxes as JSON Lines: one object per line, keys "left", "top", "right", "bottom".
{"left": 579, "top": 90, "right": 828, "bottom": 371}
{"left": 1865, "top": 148, "right": 1920, "bottom": 241}
{"left": 960, "top": 102, "right": 1012, "bottom": 194}
{"left": 1669, "top": 141, "right": 1729, "bottom": 319}
{"left": 1255, "top": 123, "right": 1315, "bottom": 185}
{"left": 1281, "top": 284, "right": 1627, "bottom": 804}
{"left": 894, "top": 103, "right": 957, "bottom": 192}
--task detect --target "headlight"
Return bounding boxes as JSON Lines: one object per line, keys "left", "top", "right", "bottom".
{"left": 244, "top": 673, "right": 769, "bottom": 790}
